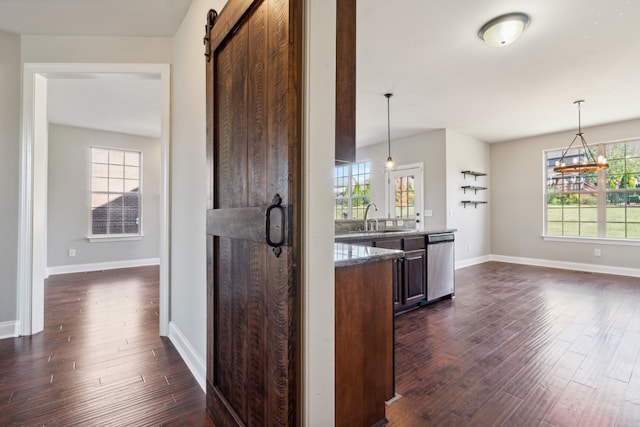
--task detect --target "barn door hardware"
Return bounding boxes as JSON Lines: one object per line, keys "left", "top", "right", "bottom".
{"left": 203, "top": 9, "right": 218, "bottom": 62}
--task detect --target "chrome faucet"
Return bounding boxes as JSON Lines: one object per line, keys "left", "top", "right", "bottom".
{"left": 363, "top": 203, "right": 378, "bottom": 231}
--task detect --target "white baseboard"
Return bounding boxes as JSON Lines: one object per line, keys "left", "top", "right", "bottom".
{"left": 47, "top": 258, "right": 160, "bottom": 276}
{"left": 489, "top": 254, "right": 640, "bottom": 278}
{"left": 168, "top": 321, "right": 206, "bottom": 392}
{"left": 456, "top": 255, "right": 491, "bottom": 270}
{"left": 0, "top": 321, "right": 19, "bottom": 339}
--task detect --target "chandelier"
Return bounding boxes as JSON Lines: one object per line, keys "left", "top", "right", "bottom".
{"left": 553, "top": 100, "right": 608, "bottom": 174}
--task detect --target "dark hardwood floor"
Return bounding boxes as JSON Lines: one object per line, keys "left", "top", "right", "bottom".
{"left": 4, "top": 262, "right": 640, "bottom": 426}
{"left": 0, "top": 266, "right": 215, "bottom": 427}
{"left": 387, "top": 261, "right": 640, "bottom": 427}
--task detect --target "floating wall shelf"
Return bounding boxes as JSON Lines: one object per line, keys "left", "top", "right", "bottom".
{"left": 461, "top": 171, "right": 487, "bottom": 207}
{"left": 461, "top": 170, "right": 487, "bottom": 180}
{"left": 461, "top": 201, "right": 488, "bottom": 208}
{"left": 461, "top": 185, "right": 487, "bottom": 195}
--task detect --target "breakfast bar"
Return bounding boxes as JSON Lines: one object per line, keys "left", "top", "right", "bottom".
{"left": 334, "top": 243, "right": 403, "bottom": 427}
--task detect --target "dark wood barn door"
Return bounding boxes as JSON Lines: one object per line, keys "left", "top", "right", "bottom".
{"left": 204, "top": 0, "right": 301, "bottom": 426}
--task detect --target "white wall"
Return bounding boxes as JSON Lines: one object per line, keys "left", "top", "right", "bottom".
{"left": 356, "top": 128, "right": 491, "bottom": 264}
{"left": 47, "top": 124, "right": 160, "bottom": 269}
{"left": 304, "top": 0, "right": 337, "bottom": 423}
{"left": 356, "top": 129, "right": 447, "bottom": 228}
{"left": 491, "top": 118, "right": 640, "bottom": 270}
{"left": 21, "top": 36, "right": 172, "bottom": 64}
{"left": 0, "top": 29, "right": 20, "bottom": 325}
{"left": 169, "top": 0, "right": 226, "bottom": 378}
{"left": 445, "top": 129, "right": 491, "bottom": 264}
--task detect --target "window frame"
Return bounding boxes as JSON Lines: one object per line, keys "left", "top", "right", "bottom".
{"left": 87, "top": 146, "right": 144, "bottom": 242}
{"left": 334, "top": 160, "right": 372, "bottom": 220}
{"left": 543, "top": 138, "right": 640, "bottom": 245}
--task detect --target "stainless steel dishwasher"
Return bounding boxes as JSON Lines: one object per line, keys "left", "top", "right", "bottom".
{"left": 426, "top": 233, "right": 455, "bottom": 301}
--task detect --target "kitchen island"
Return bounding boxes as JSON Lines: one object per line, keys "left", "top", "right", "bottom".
{"left": 334, "top": 243, "right": 402, "bottom": 427}
{"left": 336, "top": 229, "right": 456, "bottom": 314}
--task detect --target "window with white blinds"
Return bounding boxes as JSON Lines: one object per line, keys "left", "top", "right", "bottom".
{"left": 90, "top": 147, "right": 142, "bottom": 237}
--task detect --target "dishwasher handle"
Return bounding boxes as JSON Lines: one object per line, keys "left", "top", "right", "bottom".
{"left": 427, "top": 233, "right": 454, "bottom": 244}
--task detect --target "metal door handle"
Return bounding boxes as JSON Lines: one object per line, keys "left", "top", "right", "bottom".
{"left": 266, "top": 194, "right": 285, "bottom": 257}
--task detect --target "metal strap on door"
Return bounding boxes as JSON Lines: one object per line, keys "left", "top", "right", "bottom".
{"left": 206, "top": 193, "right": 292, "bottom": 258}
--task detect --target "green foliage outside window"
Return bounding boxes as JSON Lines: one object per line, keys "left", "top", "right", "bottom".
{"left": 334, "top": 161, "right": 371, "bottom": 220}
{"left": 545, "top": 140, "right": 640, "bottom": 239}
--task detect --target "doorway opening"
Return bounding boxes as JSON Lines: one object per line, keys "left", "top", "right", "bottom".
{"left": 386, "top": 163, "right": 424, "bottom": 224}
{"left": 18, "top": 63, "right": 170, "bottom": 337}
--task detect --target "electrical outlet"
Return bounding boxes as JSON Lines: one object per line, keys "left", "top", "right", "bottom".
{"left": 386, "top": 220, "right": 393, "bottom": 226}
{"left": 467, "top": 243, "right": 472, "bottom": 253}
{"left": 397, "top": 220, "right": 404, "bottom": 226}
{"left": 68, "top": 249, "right": 76, "bottom": 257}
{"left": 594, "top": 248, "right": 601, "bottom": 257}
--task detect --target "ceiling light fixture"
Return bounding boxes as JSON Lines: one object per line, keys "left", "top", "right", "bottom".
{"left": 478, "top": 12, "right": 530, "bottom": 47}
{"left": 553, "top": 100, "right": 608, "bottom": 174}
{"left": 384, "top": 93, "right": 394, "bottom": 171}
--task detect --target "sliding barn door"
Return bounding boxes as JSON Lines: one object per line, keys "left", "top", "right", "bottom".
{"left": 204, "top": 0, "right": 301, "bottom": 425}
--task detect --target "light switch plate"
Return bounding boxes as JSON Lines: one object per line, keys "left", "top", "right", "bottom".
{"left": 425, "top": 210, "right": 433, "bottom": 217}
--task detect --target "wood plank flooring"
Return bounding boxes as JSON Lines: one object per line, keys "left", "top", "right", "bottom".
{"left": 0, "top": 266, "right": 215, "bottom": 427}
{"left": 387, "top": 261, "right": 640, "bottom": 427}
{"left": 4, "top": 262, "right": 640, "bottom": 426}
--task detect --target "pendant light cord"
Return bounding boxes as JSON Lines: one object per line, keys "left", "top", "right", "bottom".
{"left": 577, "top": 100, "right": 582, "bottom": 135}
{"left": 385, "top": 93, "right": 392, "bottom": 157}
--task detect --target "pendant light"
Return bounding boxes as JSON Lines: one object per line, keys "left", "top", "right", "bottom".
{"left": 384, "top": 93, "right": 394, "bottom": 171}
{"left": 553, "top": 100, "right": 608, "bottom": 174}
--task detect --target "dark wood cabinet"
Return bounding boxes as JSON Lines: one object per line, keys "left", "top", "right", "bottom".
{"left": 392, "top": 258, "right": 402, "bottom": 311}
{"left": 336, "top": 259, "right": 393, "bottom": 427}
{"left": 403, "top": 249, "right": 426, "bottom": 305}
{"left": 373, "top": 236, "right": 427, "bottom": 314}
{"left": 375, "top": 238, "right": 402, "bottom": 250}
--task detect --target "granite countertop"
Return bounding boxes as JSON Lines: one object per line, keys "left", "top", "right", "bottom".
{"left": 335, "top": 228, "right": 456, "bottom": 243}
{"left": 334, "top": 243, "right": 404, "bottom": 267}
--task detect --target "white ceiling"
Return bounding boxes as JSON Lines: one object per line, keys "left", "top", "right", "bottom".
{"left": 2, "top": 0, "right": 640, "bottom": 147}
{"left": 0, "top": 0, "right": 192, "bottom": 37}
{"left": 358, "top": 0, "right": 640, "bottom": 146}
{"left": 47, "top": 75, "right": 162, "bottom": 138}
{"left": 0, "top": 0, "right": 191, "bottom": 138}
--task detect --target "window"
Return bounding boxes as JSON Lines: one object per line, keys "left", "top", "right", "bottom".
{"left": 545, "top": 140, "right": 640, "bottom": 240}
{"left": 394, "top": 175, "right": 415, "bottom": 218}
{"left": 334, "top": 161, "right": 371, "bottom": 220}
{"left": 90, "top": 147, "right": 142, "bottom": 237}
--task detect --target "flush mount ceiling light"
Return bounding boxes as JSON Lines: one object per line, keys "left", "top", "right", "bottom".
{"left": 478, "top": 12, "right": 530, "bottom": 47}
{"left": 553, "top": 100, "right": 609, "bottom": 174}
{"left": 384, "top": 93, "right": 394, "bottom": 171}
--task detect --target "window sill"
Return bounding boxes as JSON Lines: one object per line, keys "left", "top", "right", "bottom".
{"left": 541, "top": 235, "right": 640, "bottom": 247}
{"left": 87, "top": 234, "right": 143, "bottom": 243}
